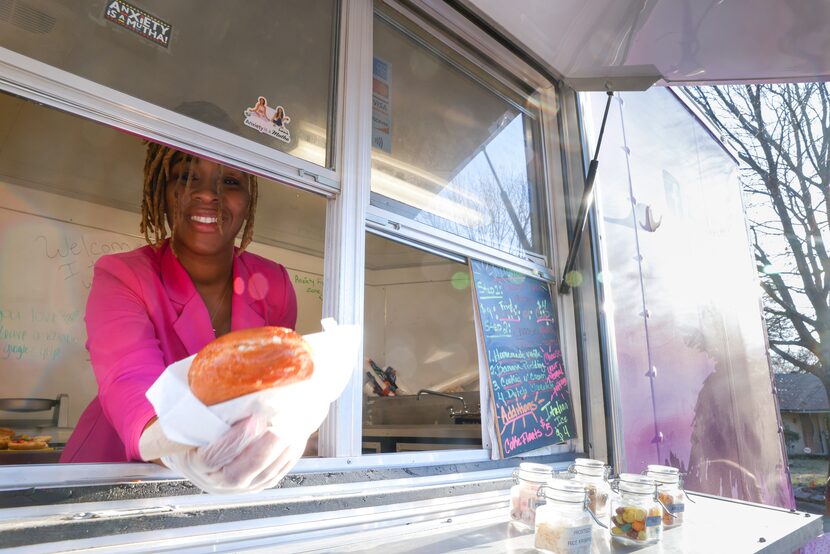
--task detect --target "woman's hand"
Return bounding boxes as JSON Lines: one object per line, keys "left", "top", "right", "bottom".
{"left": 161, "top": 415, "right": 307, "bottom": 494}
{"left": 139, "top": 417, "right": 188, "bottom": 465}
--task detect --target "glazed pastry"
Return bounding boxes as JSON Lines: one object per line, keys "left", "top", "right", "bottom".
{"left": 188, "top": 327, "right": 314, "bottom": 406}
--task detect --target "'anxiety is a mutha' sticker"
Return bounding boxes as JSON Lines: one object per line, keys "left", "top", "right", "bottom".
{"left": 243, "top": 97, "right": 291, "bottom": 144}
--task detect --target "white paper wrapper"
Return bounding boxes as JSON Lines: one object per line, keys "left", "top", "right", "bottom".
{"left": 146, "top": 318, "right": 361, "bottom": 449}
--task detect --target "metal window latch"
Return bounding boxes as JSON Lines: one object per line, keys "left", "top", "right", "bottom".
{"left": 298, "top": 168, "right": 337, "bottom": 188}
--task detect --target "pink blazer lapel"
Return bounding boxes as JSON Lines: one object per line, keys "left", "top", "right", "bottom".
{"left": 160, "top": 245, "right": 215, "bottom": 356}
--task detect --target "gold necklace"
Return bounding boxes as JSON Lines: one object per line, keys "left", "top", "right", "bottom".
{"left": 208, "top": 278, "right": 232, "bottom": 335}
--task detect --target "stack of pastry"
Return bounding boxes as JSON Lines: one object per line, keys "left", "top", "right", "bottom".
{"left": 9, "top": 434, "right": 51, "bottom": 450}
{"left": 0, "top": 428, "right": 51, "bottom": 450}
{"left": 0, "top": 428, "right": 12, "bottom": 449}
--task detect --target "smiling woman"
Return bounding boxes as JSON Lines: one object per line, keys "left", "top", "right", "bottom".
{"left": 141, "top": 144, "right": 260, "bottom": 337}
{"left": 59, "top": 141, "right": 300, "bottom": 475}
{"left": 146, "top": 147, "right": 255, "bottom": 254}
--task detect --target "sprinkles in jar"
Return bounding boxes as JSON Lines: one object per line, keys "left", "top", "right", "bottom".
{"left": 535, "top": 478, "right": 594, "bottom": 554}
{"left": 571, "top": 458, "right": 611, "bottom": 519}
{"left": 509, "top": 462, "right": 553, "bottom": 527}
{"left": 646, "top": 464, "right": 685, "bottom": 528}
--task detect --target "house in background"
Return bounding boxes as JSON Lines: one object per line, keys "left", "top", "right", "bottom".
{"left": 775, "top": 373, "right": 830, "bottom": 456}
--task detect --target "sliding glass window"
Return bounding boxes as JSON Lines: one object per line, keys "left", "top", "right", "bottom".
{"left": 0, "top": 0, "right": 338, "bottom": 167}
{"left": 370, "top": 7, "right": 548, "bottom": 260}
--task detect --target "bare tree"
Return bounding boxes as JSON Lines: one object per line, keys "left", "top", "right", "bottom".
{"left": 686, "top": 83, "right": 830, "bottom": 469}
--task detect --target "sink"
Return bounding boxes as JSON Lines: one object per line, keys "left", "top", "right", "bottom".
{"left": 451, "top": 413, "right": 481, "bottom": 425}
{"left": 364, "top": 392, "right": 480, "bottom": 425}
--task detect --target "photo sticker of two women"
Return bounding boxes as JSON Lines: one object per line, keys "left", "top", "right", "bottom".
{"left": 245, "top": 97, "right": 290, "bottom": 129}
{"left": 244, "top": 96, "right": 291, "bottom": 144}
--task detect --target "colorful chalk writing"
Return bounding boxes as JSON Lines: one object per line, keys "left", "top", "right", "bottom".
{"left": 470, "top": 259, "right": 576, "bottom": 457}
{"left": 0, "top": 306, "right": 82, "bottom": 362}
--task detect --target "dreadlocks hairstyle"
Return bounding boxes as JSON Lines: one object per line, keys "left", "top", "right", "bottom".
{"left": 139, "top": 142, "right": 258, "bottom": 254}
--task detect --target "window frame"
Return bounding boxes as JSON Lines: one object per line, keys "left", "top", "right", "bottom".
{"left": 0, "top": 0, "right": 347, "bottom": 468}
{"left": 343, "top": 0, "right": 591, "bottom": 464}
{"left": 0, "top": 0, "right": 597, "bottom": 487}
{"left": 371, "top": 0, "right": 552, "bottom": 267}
{"left": 0, "top": 28, "right": 341, "bottom": 195}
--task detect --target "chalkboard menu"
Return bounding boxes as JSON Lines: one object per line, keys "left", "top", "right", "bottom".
{"left": 470, "top": 259, "right": 576, "bottom": 457}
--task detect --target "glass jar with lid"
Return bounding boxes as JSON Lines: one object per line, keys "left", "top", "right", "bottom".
{"left": 646, "top": 464, "right": 684, "bottom": 528}
{"left": 570, "top": 458, "right": 611, "bottom": 520}
{"left": 609, "top": 473, "right": 662, "bottom": 546}
{"left": 534, "top": 478, "right": 594, "bottom": 554}
{"left": 509, "top": 462, "right": 553, "bottom": 527}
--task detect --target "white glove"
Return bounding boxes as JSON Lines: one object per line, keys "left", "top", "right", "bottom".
{"left": 162, "top": 414, "right": 307, "bottom": 494}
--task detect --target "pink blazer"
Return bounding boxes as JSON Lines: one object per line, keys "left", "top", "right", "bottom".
{"left": 61, "top": 241, "right": 297, "bottom": 463}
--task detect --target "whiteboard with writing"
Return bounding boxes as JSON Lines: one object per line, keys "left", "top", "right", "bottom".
{"left": 0, "top": 186, "right": 324, "bottom": 428}
{"left": 0, "top": 206, "right": 144, "bottom": 425}
{"left": 289, "top": 271, "right": 324, "bottom": 333}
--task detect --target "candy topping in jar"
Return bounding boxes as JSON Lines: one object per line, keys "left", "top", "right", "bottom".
{"left": 509, "top": 462, "right": 553, "bottom": 527}
{"left": 609, "top": 473, "right": 662, "bottom": 545}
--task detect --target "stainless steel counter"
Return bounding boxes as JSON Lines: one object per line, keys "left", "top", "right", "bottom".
{"left": 0, "top": 459, "right": 819, "bottom": 553}
{"left": 293, "top": 492, "right": 821, "bottom": 553}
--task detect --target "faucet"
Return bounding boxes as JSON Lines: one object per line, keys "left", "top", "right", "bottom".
{"left": 417, "top": 389, "right": 468, "bottom": 414}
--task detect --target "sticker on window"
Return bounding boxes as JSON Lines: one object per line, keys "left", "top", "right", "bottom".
{"left": 243, "top": 97, "right": 291, "bottom": 144}
{"left": 372, "top": 57, "right": 392, "bottom": 153}
{"left": 104, "top": 1, "right": 171, "bottom": 48}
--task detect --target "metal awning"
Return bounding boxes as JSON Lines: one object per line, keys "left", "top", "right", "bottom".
{"left": 464, "top": 0, "right": 830, "bottom": 90}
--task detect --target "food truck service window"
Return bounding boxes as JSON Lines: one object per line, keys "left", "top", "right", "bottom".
{"left": 369, "top": 5, "right": 549, "bottom": 262}
{"left": 358, "top": 2, "right": 585, "bottom": 463}
{"left": 0, "top": 0, "right": 338, "bottom": 168}
{"left": 0, "top": 89, "right": 327, "bottom": 464}
{"left": 362, "top": 232, "right": 481, "bottom": 454}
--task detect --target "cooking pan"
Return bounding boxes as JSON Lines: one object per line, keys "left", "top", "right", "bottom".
{"left": 0, "top": 398, "right": 57, "bottom": 412}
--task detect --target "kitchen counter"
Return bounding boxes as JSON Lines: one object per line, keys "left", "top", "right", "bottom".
{"left": 362, "top": 424, "right": 482, "bottom": 453}
{"left": 362, "top": 425, "right": 482, "bottom": 438}
{"left": 304, "top": 491, "right": 821, "bottom": 553}
{"left": 0, "top": 448, "right": 61, "bottom": 465}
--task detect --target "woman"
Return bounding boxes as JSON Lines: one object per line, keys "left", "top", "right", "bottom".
{"left": 271, "top": 106, "right": 289, "bottom": 128}
{"left": 249, "top": 96, "right": 268, "bottom": 119}
{"left": 61, "top": 142, "right": 300, "bottom": 491}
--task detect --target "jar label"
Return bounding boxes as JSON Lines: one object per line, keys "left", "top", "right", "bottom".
{"left": 535, "top": 522, "right": 592, "bottom": 553}
{"left": 669, "top": 503, "right": 685, "bottom": 514}
{"left": 645, "top": 515, "right": 661, "bottom": 527}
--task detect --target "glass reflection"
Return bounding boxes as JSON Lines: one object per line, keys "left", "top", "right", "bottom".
{"left": 371, "top": 13, "right": 546, "bottom": 258}
{"left": 0, "top": 0, "right": 338, "bottom": 167}
{"left": 589, "top": 89, "right": 792, "bottom": 507}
